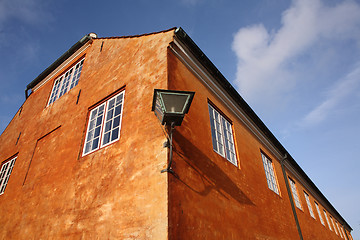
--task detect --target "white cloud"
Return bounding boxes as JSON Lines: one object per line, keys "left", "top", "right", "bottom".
{"left": 232, "top": 0, "right": 360, "bottom": 110}
{"left": 301, "top": 62, "right": 360, "bottom": 126}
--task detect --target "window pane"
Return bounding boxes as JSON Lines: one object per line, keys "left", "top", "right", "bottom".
{"left": 111, "top": 128, "right": 119, "bottom": 141}
{"left": 261, "top": 153, "right": 279, "bottom": 195}
{"left": 104, "top": 121, "right": 112, "bottom": 132}
{"left": 48, "top": 58, "right": 85, "bottom": 105}
{"left": 69, "top": 59, "right": 84, "bottom": 90}
{"left": 103, "top": 132, "right": 111, "bottom": 145}
{"left": 106, "top": 109, "right": 114, "bottom": 120}
{"left": 83, "top": 103, "right": 105, "bottom": 155}
{"left": 58, "top": 69, "right": 73, "bottom": 98}
{"left": 315, "top": 202, "right": 325, "bottom": 225}
{"left": 289, "top": 178, "right": 302, "bottom": 209}
{"left": 221, "top": 116, "right": 237, "bottom": 166}
{"left": 101, "top": 91, "right": 124, "bottom": 147}
{"left": 114, "top": 105, "right": 121, "bottom": 116}
{"left": 94, "top": 126, "right": 101, "bottom": 137}
{"left": 304, "top": 192, "right": 315, "bottom": 218}
{"left": 83, "top": 91, "right": 125, "bottom": 156}
{"left": 87, "top": 129, "right": 94, "bottom": 141}
{"left": 323, "top": 210, "right": 332, "bottom": 230}
{"left": 96, "top": 116, "right": 103, "bottom": 126}
{"left": 116, "top": 94, "right": 123, "bottom": 104}
{"left": 85, "top": 142, "right": 91, "bottom": 153}
{"left": 0, "top": 157, "right": 17, "bottom": 195}
{"left": 208, "top": 104, "right": 225, "bottom": 157}
{"left": 113, "top": 116, "right": 120, "bottom": 128}
{"left": 89, "top": 119, "right": 96, "bottom": 130}
{"left": 92, "top": 138, "right": 99, "bottom": 150}
{"left": 48, "top": 78, "right": 62, "bottom": 105}
{"left": 108, "top": 99, "right": 115, "bottom": 109}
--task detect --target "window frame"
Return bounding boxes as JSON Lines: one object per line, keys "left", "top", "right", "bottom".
{"left": 289, "top": 177, "right": 302, "bottom": 210}
{"left": 82, "top": 90, "right": 125, "bottom": 156}
{"left": 260, "top": 152, "right": 280, "bottom": 195}
{"left": 339, "top": 224, "right": 346, "bottom": 239}
{"left": 315, "top": 202, "right": 325, "bottom": 226}
{"left": 304, "top": 191, "right": 316, "bottom": 219}
{"left": 323, "top": 209, "right": 332, "bottom": 230}
{"left": 208, "top": 103, "right": 238, "bottom": 166}
{"left": 0, "top": 156, "right": 17, "bottom": 195}
{"left": 48, "top": 58, "right": 85, "bottom": 106}
{"left": 330, "top": 216, "right": 338, "bottom": 235}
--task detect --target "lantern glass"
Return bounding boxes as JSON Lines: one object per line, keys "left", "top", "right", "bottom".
{"left": 152, "top": 89, "right": 195, "bottom": 126}
{"left": 161, "top": 92, "right": 190, "bottom": 114}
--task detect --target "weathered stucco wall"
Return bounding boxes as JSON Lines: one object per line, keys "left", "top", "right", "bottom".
{"left": 166, "top": 48, "right": 350, "bottom": 240}
{"left": 0, "top": 28, "right": 352, "bottom": 240}
{"left": 287, "top": 171, "right": 349, "bottom": 240}
{"left": 0, "top": 30, "right": 174, "bottom": 239}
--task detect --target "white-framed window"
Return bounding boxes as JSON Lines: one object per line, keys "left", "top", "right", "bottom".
{"left": 340, "top": 225, "right": 346, "bottom": 239}
{"left": 304, "top": 191, "right": 315, "bottom": 218}
{"left": 208, "top": 103, "right": 237, "bottom": 166}
{"left": 48, "top": 58, "right": 85, "bottom": 105}
{"left": 83, "top": 91, "right": 125, "bottom": 156}
{"left": 330, "top": 216, "right": 338, "bottom": 235}
{"left": 315, "top": 202, "right": 325, "bottom": 225}
{"left": 289, "top": 177, "right": 302, "bottom": 209}
{"left": 323, "top": 209, "right": 332, "bottom": 230}
{"left": 0, "top": 156, "right": 17, "bottom": 195}
{"left": 336, "top": 221, "right": 343, "bottom": 238}
{"left": 261, "top": 153, "right": 280, "bottom": 195}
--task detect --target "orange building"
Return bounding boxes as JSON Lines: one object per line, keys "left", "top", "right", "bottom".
{"left": 0, "top": 28, "right": 353, "bottom": 239}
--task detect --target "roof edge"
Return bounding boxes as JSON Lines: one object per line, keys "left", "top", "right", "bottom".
{"left": 96, "top": 27, "right": 177, "bottom": 40}
{"left": 24, "top": 27, "right": 178, "bottom": 99}
{"left": 25, "top": 34, "right": 94, "bottom": 98}
{"left": 174, "top": 27, "right": 352, "bottom": 231}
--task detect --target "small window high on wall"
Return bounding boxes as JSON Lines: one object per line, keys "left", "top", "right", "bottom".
{"left": 48, "top": 58, "right": 85, "bottom": 105}
{"left": 289, "top": 177, "right": 302, "bottom": 210}
{"left": 0, "top": 156, "right": 17, "bottom": 195}
{"left": 304, "top": 191, "right": 315, "bottom": 218}
{"left": 261, "top": 153, "right": 280, "bottom": 195}
{"left": 315, "top": 202, "right": 325, "bottom": 225}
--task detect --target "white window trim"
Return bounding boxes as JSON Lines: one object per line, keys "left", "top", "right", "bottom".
{"left": 100, "top": 93, "right": 125, "bottom": 148}
{"left": 208, "top": 103, "right": 238, "bottom": 166}
{"left": 289, "top": 178, "right": 302, "bottom": 210}
{"left": 304, "top": 191, "right": 315, "bottom": 219}
{"left": 261, "top": 153, "right": 280, "bottom": 195}
{"left": 340, "top": 225, "right": 346, "bottom": 239}
{"left": 323, "top": 209, "right": 332, "bottom": 230}
{"left": 82, "top": 90, "right": 125, "bottom": 156}
{"left": 315, "top": 202, "right": 325, "bottom": 225}
{"left": 48, "top": 58, "right": 85, "bottom": 106}
{"left": 0, "top": 156, "right": 17, "bottom": 195}
{"left": 335, "top": 221, "right": 343, "bottom": 238}
{"left": 330, "top": 216, "right": 338, "bottom": 235}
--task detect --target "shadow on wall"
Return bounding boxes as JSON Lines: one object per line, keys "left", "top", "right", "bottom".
{"left": 171, "top": 131, "right": 254, "bottom": 206}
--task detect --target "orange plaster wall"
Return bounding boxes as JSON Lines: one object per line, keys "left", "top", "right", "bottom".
{"left": 0, "top": 30, "right": 175, "bottom": 239}
{"left": 167, "top": 47, "right": 353, "bottom": 240}
{"left": 167, "top": 49, "right": 303, "bottom": 239}
{"left": 286, "top": 172, "right": 350, "bottom": 240}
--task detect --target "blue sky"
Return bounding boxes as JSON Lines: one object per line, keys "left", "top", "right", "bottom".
{"left": 1, "top": 0, "right": 359, "bottom": 237}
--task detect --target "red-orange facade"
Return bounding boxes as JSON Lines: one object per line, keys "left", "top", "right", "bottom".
{"left": 0, "top": 28, "right": 353, "bottom": 239}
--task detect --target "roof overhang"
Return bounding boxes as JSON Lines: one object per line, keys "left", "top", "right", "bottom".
{"left": 25, "top": 34, "right": 94, "bottom": 98}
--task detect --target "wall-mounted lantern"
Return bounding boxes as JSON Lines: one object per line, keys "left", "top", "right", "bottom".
{"left": 152, "top": 89, "right": 195, "bottom": 126}
{"left": 151, "top": 89, "right": 195, "bottom": 173}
